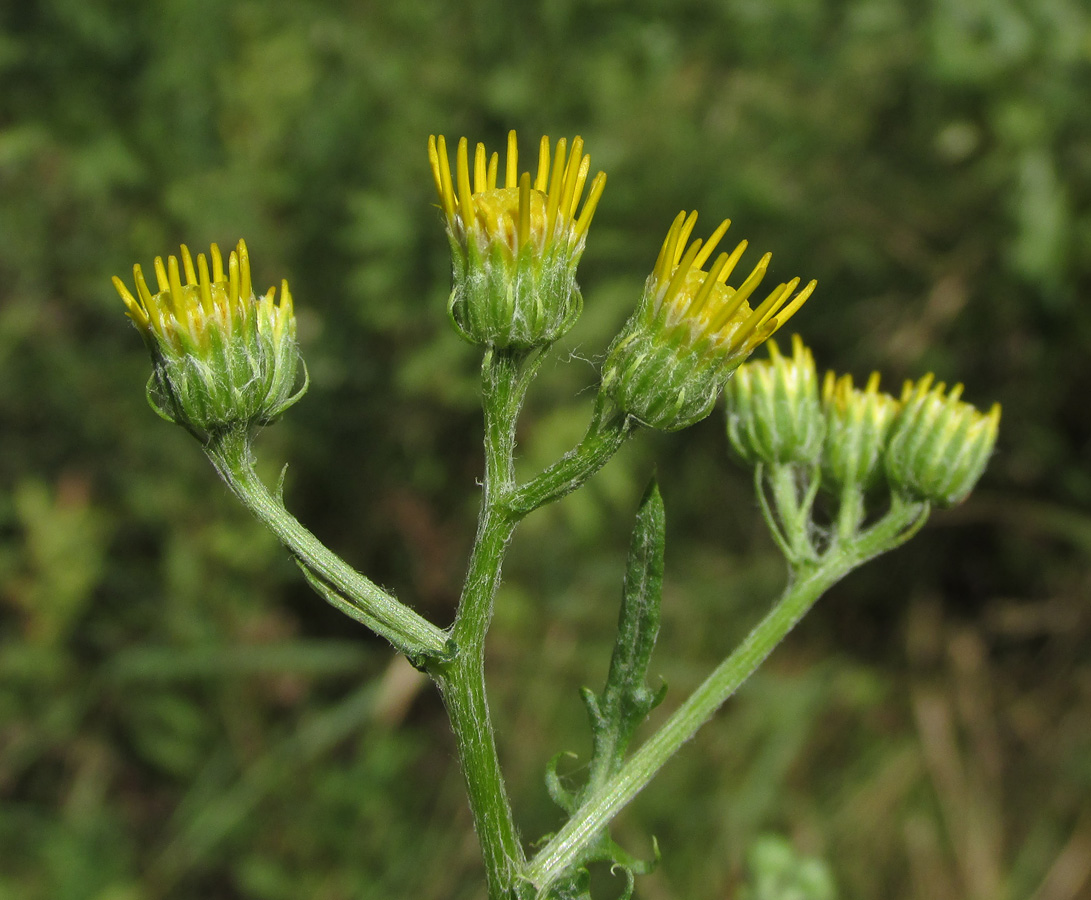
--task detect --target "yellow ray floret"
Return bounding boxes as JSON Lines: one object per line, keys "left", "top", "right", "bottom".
{"left": 427, "top": 130, "right": 607, "bottom": 254}
{"left": 650, "top": 212, "right": 816, "bottom": 355}
{"left": 112, "top": 240, "right": 293, "bottom": 355}
{"left": 823, "top": 370, "right": 888, "bottom": 411}
{"left": 898, "top": 374, "right": 1002, "bottom": 437}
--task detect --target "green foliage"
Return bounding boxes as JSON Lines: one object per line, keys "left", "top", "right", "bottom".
{"left": 740, "top": 835, "right": 836, "bottom": 900}
{"left": 3, "top": 0, "right": 1090, "bottom": 898}
{"left": 581, "top": 479, "right": 667, "bottom": 787}
{"left": 545, "top": 481, "right": 666, "bottom": 893}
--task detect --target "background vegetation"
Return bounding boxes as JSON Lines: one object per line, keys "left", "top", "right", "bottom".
{"left": 2, "top": 0, "right": 1089, "bottom": 897}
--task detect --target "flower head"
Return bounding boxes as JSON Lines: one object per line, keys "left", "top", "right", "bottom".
{"left": 820, "top": 370, "right": 901, "bottom": 492}
{"left": 884, "top": 375, "right": 1000, "bottom": 506}
{"left": 428, "top": 130, "right": 606, "bottom": 348}
{"left": 725, "top": 334, "right": 825, "bottom": 465}
{"left": 602, "top": 212, "right": 816, "bottom": 431}
{"left": 113, "top": 240, "right": 306, "bottom": 440}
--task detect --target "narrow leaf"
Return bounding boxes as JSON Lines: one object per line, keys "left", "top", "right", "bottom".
{"left": 591, "top": 477, "right": 666, "bottom": 778}
{"left": 538, "top": 479, "right": 666, "bottom": 896}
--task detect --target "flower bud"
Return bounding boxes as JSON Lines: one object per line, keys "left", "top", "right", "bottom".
{"left": 724, "top": 334, "right": 825, "bottom": 465}
{"left": 113, "top": 240, "right": 306, "bottom": 441}
{"left": 820, "top": 370, "right": 900, "bottom": 491}
{"left": 884, "top": 374, "right": 1000, "bottom": 506}
{"left": 428, "top": 130, "right": 606, "bottom": 349}
{"left": 602, "top": 212, "right": 816, "bottom": 431}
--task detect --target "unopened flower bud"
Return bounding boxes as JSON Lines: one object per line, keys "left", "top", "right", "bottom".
{"left": 884, "top": 374, "right": 1000, "bottom": 506}
{"left": 602, "top": 212, "right": 816, "bottom": 431}
{"left": 428, "top": 130, "right": 606, "bottom": 349}
{"left": 113, "top": 240, "right": 306, "bottom": 441}
{"left": 820, "top": 371, "right": 900, "bottom": 491}
{"left": 724, "top": 334, "right": 825, "bottom": 465}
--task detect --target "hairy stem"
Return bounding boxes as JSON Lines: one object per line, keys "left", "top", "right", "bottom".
{"left": 526, "top": 496, "right": 928, "bottom": 892}
{"left": 505, "top": 395, "right": 634, "bottom": 518}
{"left": 435, "top": 349, "right": 536, "bottom": 898}
{"left": 206, "top": 428, "right": 448, "bottom": 660}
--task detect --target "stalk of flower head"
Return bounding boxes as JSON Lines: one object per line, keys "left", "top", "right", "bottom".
{"left": 113, "top": 239, "right": 449, "bottom": 662}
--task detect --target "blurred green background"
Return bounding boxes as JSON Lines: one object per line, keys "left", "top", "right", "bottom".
{"left": 2, "top": 0, "right": 1090, "bottom": 898}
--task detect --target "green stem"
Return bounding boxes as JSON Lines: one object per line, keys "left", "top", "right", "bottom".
{"left": 436, "top": 354, "right": 636, "bottom": 898}
{"left": 754, "top": 465, "right": 794, "bottom": 560}
{"left": 435, "top": 348, "right": 538, "bottom": 899}
{"left": 835, "top": 481, "right": 866, "bottom": 544}
{"left": 767, "top": 462, "right": 820, "bottom": 564}
{"left": 505, "top": 395, "right": 634, "bottom": 518}
{"left": 439, "top": 516, "right": 524, "bottom": 897}
{"left": 206, "top": 428, "right": 448, "bottom": 660}
{"left": 439, "top": 359, "right": 638, "bottom": 898}
{"left": 525, "top": 497, "right": 928, "bottom": 893}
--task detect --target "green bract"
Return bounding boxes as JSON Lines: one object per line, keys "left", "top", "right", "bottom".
{"left": 725, "top": 334, "right": 825, "bottom": 465}
{"left": 112, "top": 240, "right": 307, "bottom": 441}
{"left": 884, "top": 374, "right": 1001, "bottom": 507}
{"left": 603, "top": 213, "right": 816, "bottom": 431}
{"left": 820, "top": 370, "right": 900, "bottom": 492}
{"left": 429, "top": 131, "right": 606, "bottom": 349}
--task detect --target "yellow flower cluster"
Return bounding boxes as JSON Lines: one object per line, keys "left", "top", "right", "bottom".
{"left": 646, "top": 212, "right": 815, "bottom": 360}
{"left": 725, "top": 339, "right": 1001, "bottom": 507}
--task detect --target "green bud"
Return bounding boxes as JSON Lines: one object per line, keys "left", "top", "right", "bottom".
{"left": 602, "top": 212, "right": 816, "bottom": 431}
{"left": 884, "top": 374, "right": 1000, "bottom": 507}
{"left": 724, "top": 334, "right": 825, "bottom": 465}
{"left": 820, "top": 370, "right": 900, "bottom": 491}
{"left": 428, "top": 131, "right": 606, "bottom": 349}
{"left": 113, "top": 240, "right": 307, "bottom": 441}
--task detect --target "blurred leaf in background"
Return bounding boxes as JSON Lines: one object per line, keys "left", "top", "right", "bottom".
{"left": 2, "top": 0, "right": 1089, "bottom": 898}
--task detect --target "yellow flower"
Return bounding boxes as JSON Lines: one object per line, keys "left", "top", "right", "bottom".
{"left": 113, "top": 240, "right": 305, "bottom": 440}
{"left": 428, "top": 130, "right": 606, "bottom": 348}
{"left": 602, "top": 212, "right": 816, "bottom": 431}
{"left": 648, "top": 211, "right": 815, "bottom": 359}
{"left": 884, "top": 375, "right": 1000, "bottom": 506}
{"left": 820, "top": 370, "right": 901, "bottom": 491}
{"left": 725, "top": 335, "right": 825, "bottom": 466}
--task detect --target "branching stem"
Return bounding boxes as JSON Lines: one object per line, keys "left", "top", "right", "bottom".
{"left": 525, "top": 495, "right": 927, "bottom": 894}
{"left": 206, "top": 428, "right": 449, "bottom": 660}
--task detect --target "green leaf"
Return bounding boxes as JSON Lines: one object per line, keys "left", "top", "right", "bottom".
{"left": 545, "top": 751, "right": 580, "bottom": 814}
{"left": 584, "top": 477, "right": 667, "bottom": 790}
{"left": 542, "top": 837, "right": 659, "bottom": 900}
{"left": 540, "top": 479, "right": 665, "bottom": 896}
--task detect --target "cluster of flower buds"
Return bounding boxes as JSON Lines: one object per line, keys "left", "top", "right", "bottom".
{"left": 724, "top": 338, "right": 1000, "bottom": 507}
{"left": 114, "top": 132, "right": 999, "bottom": 509}
{"left": 113, "top": 240, "right": 306, "bottom": 441}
